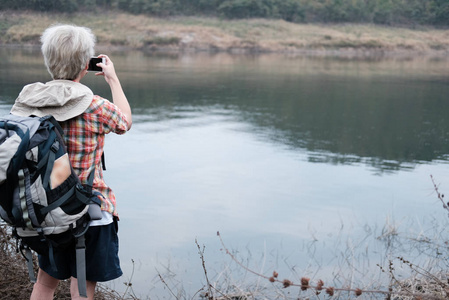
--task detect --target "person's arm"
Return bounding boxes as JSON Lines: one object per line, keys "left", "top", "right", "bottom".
{"left": 96, "top": 55, "right": 132, "bottom": 129}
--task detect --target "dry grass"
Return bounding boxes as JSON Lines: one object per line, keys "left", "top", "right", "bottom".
{"left": 0, "top": 224, "right": 74, "bottom": 299}
{"left": 0, "top": 225, "right": 37, "bottom": 298}
{"left": 1, "top": 11, "right": 449, "bottom": 55}
{"left": 392, "top": 273, "right": 449, "bottom": 300}
{"left": 0, "top": 223, "right": 133, "bottom": 299}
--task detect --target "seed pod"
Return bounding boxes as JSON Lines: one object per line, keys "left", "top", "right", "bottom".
{"left": 283, "top": 279, "right": 292, "bottom": 288}
{"left": 316, "top": 279, "right": 324, "bottom": 291}
{"left": 301, "top": 277, "right": 310, "bottom": 291}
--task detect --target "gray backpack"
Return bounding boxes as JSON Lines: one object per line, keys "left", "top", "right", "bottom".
{"left": 0, "top": 114, "right": 101, "bottom": 298}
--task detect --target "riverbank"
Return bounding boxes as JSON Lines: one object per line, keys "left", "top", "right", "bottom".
{"left": 1, "top": 10, "right": 449, "bottom": 56}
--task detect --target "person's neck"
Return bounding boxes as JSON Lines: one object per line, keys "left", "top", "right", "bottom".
{"left": 73, "top": 69, "right": 87, "bottom": 82}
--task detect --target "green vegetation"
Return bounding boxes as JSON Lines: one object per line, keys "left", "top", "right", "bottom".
{"left": 1, "top": 0, "right": 449, "bottom": 26}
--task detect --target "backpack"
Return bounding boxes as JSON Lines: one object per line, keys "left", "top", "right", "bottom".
{"left": 0, "top": 114, "right": 102, "bottom": 298}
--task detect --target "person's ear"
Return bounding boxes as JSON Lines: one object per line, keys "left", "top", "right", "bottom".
{"left": 74, "top": 63, "right": 89, "bottom": 82}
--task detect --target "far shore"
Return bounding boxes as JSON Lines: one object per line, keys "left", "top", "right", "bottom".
{"left": 1, "top": 11, "right": 449, "bottom": 57}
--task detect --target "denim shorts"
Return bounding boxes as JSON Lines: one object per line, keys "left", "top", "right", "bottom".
{"left": 38, "top": 220, "right": 123, "bottom": 282}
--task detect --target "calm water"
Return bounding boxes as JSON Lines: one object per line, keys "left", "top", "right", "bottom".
{"left": 1, "top": 48, "right": 449, "bottom": 298}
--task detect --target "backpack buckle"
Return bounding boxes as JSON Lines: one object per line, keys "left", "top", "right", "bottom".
{"left": 51, "top": 140, "right": 59, "bottom": 152}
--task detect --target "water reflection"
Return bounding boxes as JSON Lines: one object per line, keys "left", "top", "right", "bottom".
{"left": 2, "top": 47, "right": 449, "bottom": 297}
{"left": 119, "top": 52, "right": 449, "bottom": 173}
{"left": 2, "top": 48, "right": 449, "bottom": 173}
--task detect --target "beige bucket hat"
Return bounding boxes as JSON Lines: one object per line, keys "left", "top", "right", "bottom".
{"left": 10, "top": 80, "right": 94, "bottom": 121}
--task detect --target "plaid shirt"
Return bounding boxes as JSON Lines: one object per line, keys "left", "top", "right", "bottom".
{"left": 60, "top": 95, "right": 129, "bottom": 217}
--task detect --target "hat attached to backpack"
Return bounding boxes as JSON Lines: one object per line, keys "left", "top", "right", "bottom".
{"left": 11, "top": 80, "right": 93, "bottom": 121}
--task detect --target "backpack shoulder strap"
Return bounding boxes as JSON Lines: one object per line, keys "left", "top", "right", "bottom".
{"left": 39, "top": 115, "right": 64, "bottom": 136}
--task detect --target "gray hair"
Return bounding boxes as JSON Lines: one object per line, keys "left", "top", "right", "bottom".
{"left": 41, "top": 24, "right": 96, "bottom": 80}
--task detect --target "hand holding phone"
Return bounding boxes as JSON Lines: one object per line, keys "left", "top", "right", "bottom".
{"left": 87, "top": 57, "right": 105, "bottom": 72}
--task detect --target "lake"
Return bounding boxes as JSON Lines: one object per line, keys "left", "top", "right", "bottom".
{"left": 1, "top": 47, "right": 449, "bottom": 299}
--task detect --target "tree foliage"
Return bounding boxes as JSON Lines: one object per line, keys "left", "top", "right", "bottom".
{"left": 1, "top": 0, "right": 449, "bottom": 26}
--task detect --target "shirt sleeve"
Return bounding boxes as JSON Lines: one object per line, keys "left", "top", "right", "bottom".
{"left": 95, "top": 95, "right": 130, "bottom": 135}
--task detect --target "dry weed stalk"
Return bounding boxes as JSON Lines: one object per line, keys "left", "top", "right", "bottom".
{"left": 430, "top": 175, "right": 449, "bottom": 218}
{"left": 217, "top": 231, "right": 447, "bottom": 300}
{"left": 158, "top": 273, "right": 180, "bottom": 299}
{"left": 381, "top": 257, "right": 449, "bottom": 300}
{"left": 196, "top": 239, "right": 214, "bottom": 299}
{"left": 98, "top": 258, "right": 141, "bottom": 300}
{"left": 195, "top": 239, "right": 251, "bottom": 300}
{"left": 121, "top": 259, "right": 139, "bottom": 299}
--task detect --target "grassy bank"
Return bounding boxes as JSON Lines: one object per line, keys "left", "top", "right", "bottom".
{"left": 1, "top": 10, "right": 449, "bottom": 56}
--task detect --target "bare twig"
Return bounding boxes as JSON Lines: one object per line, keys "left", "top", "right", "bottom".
{"left": 196, "top": 239, "right": 214, "bottom": 299}
{"left": 216, "top": 231, "right": 447, "bottom": 300}
{"left": 190, "top": 286, "right": 206, "bottom": 300}
{"left": 430, "top": 175, "right": 449, "bottom": 218}
{"left": 122, "top": 259, "right": 136, "bottom": 299}
{"left": 158, "top": 272, "right": 179, "bottom": 299}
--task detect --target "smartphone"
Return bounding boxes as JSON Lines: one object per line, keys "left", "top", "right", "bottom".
{"left": 87, "top": 57, "right": 105, "bottom": 72}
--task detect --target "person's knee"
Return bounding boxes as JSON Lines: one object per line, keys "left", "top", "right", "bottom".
{"left": 36, "top": 269, "right": 59, "bottom": 289}
{"left": 30, "top": 270, "right": 59, "bottom": 300}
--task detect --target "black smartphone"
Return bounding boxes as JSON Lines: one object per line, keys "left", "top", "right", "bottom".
{"left": 87, "top": 57, "right": 105, "bottom": 72}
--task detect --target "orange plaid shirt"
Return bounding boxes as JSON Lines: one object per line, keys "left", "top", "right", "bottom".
{"left": 60, "top": 95, "right": 129, "bottom": 217}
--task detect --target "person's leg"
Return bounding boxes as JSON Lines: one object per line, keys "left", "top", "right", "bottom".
{"left": 69, "top": 220, "right": 121, "bottom": 300}
{"left": 84, "top": 221, "right": 123, "bottom": 282}
{"left": 30, "top": 269, "right": 60, "bottom": 300}
{"left": 70, "top": 277, "right": 96, "bottom": 300}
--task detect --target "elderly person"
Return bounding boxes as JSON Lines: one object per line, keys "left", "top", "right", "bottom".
{"left": 10, "top": 24, "right": 132, "bottom": 300}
